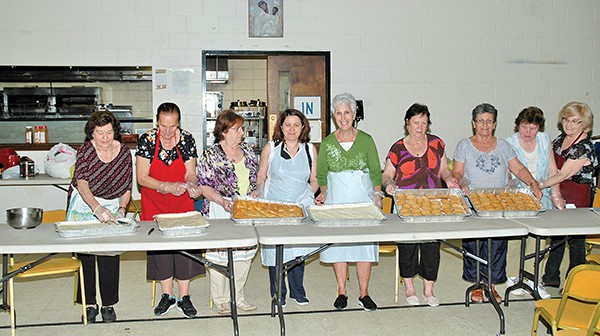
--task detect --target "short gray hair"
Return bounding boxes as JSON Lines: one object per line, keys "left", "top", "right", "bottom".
{"left": 331, "top": 92, "right": 357, "bottom": 114}
{"left": 472, "top": 103, "right": 498, "bottom": 122}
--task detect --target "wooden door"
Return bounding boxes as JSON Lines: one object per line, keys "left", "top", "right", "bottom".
{"left": 266, "top": 55, "right": 329, "bottom": 143}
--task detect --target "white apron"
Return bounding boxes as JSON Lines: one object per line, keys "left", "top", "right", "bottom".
{"left": 260, "top": 142, "right": 317, "bottom": 266}
{"left": 205, "top": 199, "right": 258, "bottom": 263}
{"left": 319, "top": 170, "right": 379, "bottom": 263}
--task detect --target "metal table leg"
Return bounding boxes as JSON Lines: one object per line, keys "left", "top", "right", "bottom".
{"left": 1, "top": 254, "right": 9, "bottom": 311}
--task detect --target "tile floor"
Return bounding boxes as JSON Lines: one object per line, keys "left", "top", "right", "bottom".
{"left": 0, "top": 241, "right": 570, "bottom": 336}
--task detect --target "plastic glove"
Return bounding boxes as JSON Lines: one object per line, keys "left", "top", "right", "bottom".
{"left": 116, "top": 208, "right": 126, "bottom": 219}
{"left": 94, "top": 205, "right": 116, "bottom": 223}
{"left": 157, "top": 182, "right": 187, "bottom": 196}
{"left": 445, "top": 177, "right": 460, "bottom": 189}
{"left": 385, "top": 183, "right": 397, "bottom": 196}
{"left": 185, "top": 182, "right": 202, "bottom": 199}
{"left": 374, "top": 193, "right": 382, "bottom": 208}
{"left": 551, "top": 192, "right": 566, "bottom": 210}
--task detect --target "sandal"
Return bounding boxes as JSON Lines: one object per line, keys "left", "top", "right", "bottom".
{"left": 490, "top": 286, "right": 502, "bottom": 303}
{"left": 470, "top": 289, "right": 484, "bottom": 303}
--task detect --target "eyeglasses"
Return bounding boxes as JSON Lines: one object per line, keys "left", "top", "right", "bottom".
{"left": 475, "top": 119, "right": 495, "bottom": 125}
{"left": 561, "top": 118, "right": 582, "bottom": 126}
{"left": 230, "top": 126, "right": 245, "bottom": 132}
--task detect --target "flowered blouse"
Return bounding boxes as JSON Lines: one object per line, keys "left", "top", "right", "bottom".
{"left": 197, "top": 142, "right": 258, "bottom": 216}
{"left": 387, "top": 134, "right": 445, "bottom": 190}
{"left": 135, "top": 128, "right": 198, "bottom": 165}
{"left": 552, "top": 133, "right": 598, "bottom": 184}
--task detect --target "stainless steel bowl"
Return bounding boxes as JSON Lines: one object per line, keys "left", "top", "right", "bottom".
{"left": 6, "top": 207, "right": 43, "bottom": 229}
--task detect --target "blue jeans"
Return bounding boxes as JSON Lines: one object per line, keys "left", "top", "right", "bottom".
{"left": 462, "top": 238, "right": 508, "bottom": 284}
{"left": 268, "top": 262, "right": 306, "bottom": 300}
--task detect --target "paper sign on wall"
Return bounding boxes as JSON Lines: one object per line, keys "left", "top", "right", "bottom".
{"left": 293, "top": 96, "right": 321, "bottom": 120}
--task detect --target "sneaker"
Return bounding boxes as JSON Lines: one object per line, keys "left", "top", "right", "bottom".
{"left": 524, "top": 279, "right": 551, "bottom": 299}
{"left": 216, "top": 303, "right": 231, "bottom": 315}
{"left": 506, "top": 276, "right": 528, "bottom": 296}
{"left": 333, "top": 294, "right": 348, "bottom": 310}
{"left": 177, "top": 295, "right": 197, "bottom": 318}
{"left": 154, "top": 294, "right": 176, "bottom": 316}
{"left": 236, "top": 300, "right": 257, "bottom": 311}
{"left": 100, "top": 306, "right": 116, "bottom": 323}
{"left": 291, "top": 297, "right": 309, "bottom": 306}
{"left": 280, "top": 298, "right": 287, "bottom": 308}
{"left": 358, "top": 295, "right": 377, "bottom": 311}
{"left": 83, "top": 304, "right": 98, "bottom": 323}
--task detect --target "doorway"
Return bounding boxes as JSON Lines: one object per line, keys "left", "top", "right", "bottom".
{"left": 201, "top": 50, "right": 330, "bottom": 150}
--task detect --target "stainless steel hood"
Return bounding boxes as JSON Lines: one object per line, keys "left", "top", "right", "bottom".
{"left": 0, "top": 66, "right": 152, "bottom": 82}
{"left": 206, "top": 57, "right": 229, "bottom": 84}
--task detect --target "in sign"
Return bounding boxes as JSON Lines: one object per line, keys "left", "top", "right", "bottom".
{"left": 293, "top": 96, "right": 322, "bottom": 120}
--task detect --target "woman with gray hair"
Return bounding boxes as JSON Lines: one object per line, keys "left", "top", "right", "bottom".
{"left": 315, "top": 92, "right": 382, "bottom": 311}
{"left": 452, "top": 103, "right": 542, "bottom": 304}
{"left": 539, "top": 102, "right": 598, "bottom": 288}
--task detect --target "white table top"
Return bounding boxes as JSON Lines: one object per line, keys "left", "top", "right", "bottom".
{"left": 255, "top": 215, "right": 528, "bottom": 245}
{"left": 508, "top": 208, "right": 600, "bottom": 236}
{"left": 0, "top": 220, "right": 257, "bottom": 254}
{"left": 0, "top": 173, "right": 71, "bottom": 186}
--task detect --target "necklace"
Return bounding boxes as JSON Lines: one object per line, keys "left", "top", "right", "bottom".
{"left": 285, "top": 142, "right": 299, "bottom": 155}
{"left": 94, "top": 140, "right": 114, "bottom": 162}
{"left": 478, "top": 138, "right": 495, "bottom": 152}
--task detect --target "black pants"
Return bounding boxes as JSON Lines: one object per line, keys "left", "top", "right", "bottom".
{"left": 542, "top": 236, "right": 586, "bottom": 285}
{"left": 398, "top": 242, "right": 440, "bottom": 281}
{"left": 268, "top": 262, "right": 306, "bottom": 300}
{"left": 462, "top": 238, "right": 507, "bottom": 284}
{"left": 77, "top": 253, "right": 120, "bottom": 306}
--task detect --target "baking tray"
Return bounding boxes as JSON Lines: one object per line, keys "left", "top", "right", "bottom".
{"left": 54, "top": 218, "right": 138, "bottom": 238}
{"left": 154, "top": 211, "right": 210, "bottom": 237}
{"left": 393, "top": 188, "right": 471, "bottom": 223}
{"left": 231, "top": 196, "right": 306, "bottom": 226}
{"left": 307, "top": 202, "right": 386, "bottom": 227}
{"left": 466, "top": 187, "right": 544, "bottom": 218}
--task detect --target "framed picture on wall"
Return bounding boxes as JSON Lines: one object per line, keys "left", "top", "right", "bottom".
{"left": 248, "top": 0, "right": 283, "bottom": 38}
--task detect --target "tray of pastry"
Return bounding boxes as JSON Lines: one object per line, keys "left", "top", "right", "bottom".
{"left": 466, "top": 187, "right": 543, "bottom": 218}
{"left": 231, "top": 196, "right": 306, "bottom": 225}
{"left": 54, "top": 218, "right": 139, "bottom": 238}
{"left": 154, "top": 211, "right": 210, "bottom": 236}
{"left": 307, "top": 202, "right": 386, "bottom": 227}
{"left": 393, "top": 188, "right": 471, "bottom": 223}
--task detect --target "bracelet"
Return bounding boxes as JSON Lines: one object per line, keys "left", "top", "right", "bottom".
{"left": 93, "top": 204, "right": 102, "bottom": 213}
{"left": 528, "top": 181, "right": 539, "bottom": 188}
{"left": 374, "top": 191, "right": 384, "bottom": 197}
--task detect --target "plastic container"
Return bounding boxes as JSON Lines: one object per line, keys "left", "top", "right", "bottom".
{"left": 25, "top": 126, "right": 33, "bottom": 144}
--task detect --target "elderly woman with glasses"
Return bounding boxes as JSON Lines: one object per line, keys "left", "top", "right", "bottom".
{"left": 452, "top": 103, "right": 542, "bottom": 304}
{"left": 538, "top": 102, "right": 598, "bottom": 288}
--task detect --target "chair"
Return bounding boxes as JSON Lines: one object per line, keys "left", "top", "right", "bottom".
{"left": 379, "top": 196, "right": 401, "bottom": 303}
{"left": 555, "top": 302, "right": 600, "bottom": 335}
{"left": 8, "top": 209, "right": 87, "bottom": 336}
{"left": 531, "top": 264, "right": 600, "bottom": 336}
{"left": 585, "top": 236, "right": 600, "bottom": 265}
{"left": 125, "top": 199, "right": 142, "bottom": 219}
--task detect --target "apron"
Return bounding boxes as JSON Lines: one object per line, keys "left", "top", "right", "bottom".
{"left": 555, "top": 133, "right": 591, "bottom": 207}
{"left": 261, "top": 142, "right": 315, "bottom": 266}
{"left": 140, "top": 131, "right": 193, "bottom": 220}
{"left": 66, "top": 188, "right": 122, "bottom": 256}
{"left": 320, "top": 169, "right": 378, "bottom": 263}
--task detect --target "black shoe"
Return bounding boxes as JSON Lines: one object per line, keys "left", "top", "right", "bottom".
{"left": 333, "top": 294, "right": 348, "bottom": 310}
{"left": 358, "top": 295, "right": 377, "bottom": 311}
{"left": 154, "top": 294, "right": 177, "bottom": 316}
{"left": 101, "top": 306, "right": 117, "bottom": 323}
{"left": 176, "top": 295, "right": 197, "bottom": 318}
{"left": 83, "top": 304, "right": 98, "bottom": 323}
{"left": 541, "top": 280, "right": 560, "bottom": 288}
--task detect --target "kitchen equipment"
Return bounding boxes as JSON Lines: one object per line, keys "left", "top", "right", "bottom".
{"left": 19, "top": 156, "right": 35, "bottom": 178}
{"left": 205, "top": 91, "right": 223, "bottom": 118}
{"left": 8, "top": 154, "right": 20, "bottom": 168}
{"left": 6, "top": 207, "right": 43, "bottom": 229}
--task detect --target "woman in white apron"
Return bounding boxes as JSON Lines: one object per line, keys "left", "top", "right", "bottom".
{"left": 198, "top": 110, "right": 259, "bottom": 315}
{"left": 315, "top": 93, "right": 383, "bottom": 312}
{"left": 257, "top": 109, "right": 319, "bottom": 306}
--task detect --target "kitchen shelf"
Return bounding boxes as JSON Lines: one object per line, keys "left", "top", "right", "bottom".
{"left": 0, "top": 117, "right": 153, "bottom": 122}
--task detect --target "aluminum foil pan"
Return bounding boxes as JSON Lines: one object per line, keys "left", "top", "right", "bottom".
{"left": 307, "top": 202, "right": 386, "bottom": 227}
{"left": 231, "top": 196, "right": 306, "bottom": 226}
{"left": 466, "top": 187, "right": 544, "bottom": 218}
{"left": 155, "top": 211, "right": 210, "bottom": 237}
{"left": 54, "top": 218, "right": 138, "bottom": 238}
{"left": 393, "top": 188, "right": 471, "bottom": 223}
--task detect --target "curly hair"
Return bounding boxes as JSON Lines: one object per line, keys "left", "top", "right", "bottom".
{"left": 84, "top": 110, "right": 121, "bottom": 142}
{"left": 558, "top": 101, "right": 594, "bottom": 134}
{"left": 272, "top": 109, "right": 311, "bottom": 146}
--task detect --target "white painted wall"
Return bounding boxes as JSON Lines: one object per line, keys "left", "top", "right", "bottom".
{"left": 1, "top": 0, "right": 599, "bottom": 209}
